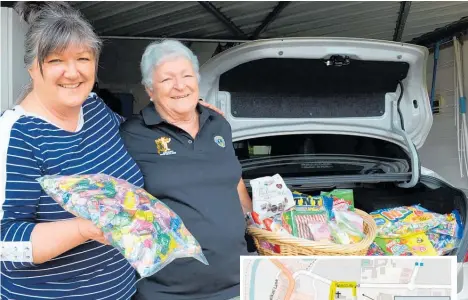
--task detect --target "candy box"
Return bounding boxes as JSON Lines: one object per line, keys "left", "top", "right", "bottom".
{"left": 37, "top": 174, "right": 208, "bottom": 278}
{"left": 250, "top": 174, "right": 295, "bottom": 219}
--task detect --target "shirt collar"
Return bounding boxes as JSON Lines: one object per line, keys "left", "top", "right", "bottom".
{"left": 141, "top": 101, "right": 213, "bottom": 127}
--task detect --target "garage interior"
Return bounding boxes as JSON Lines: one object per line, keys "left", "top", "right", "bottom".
{"left": 2, "top": 1, "right": 468, "bottom": 298}
{"left": 81, "top": 1, "right": 468, "bottom": 192}
{"left": 2, "top": 0, "right": 468, "bottom": 190}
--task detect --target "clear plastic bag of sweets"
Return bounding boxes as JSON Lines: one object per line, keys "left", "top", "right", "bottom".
{"left": 37, "top": 174, "right": 208, "bottom": 278}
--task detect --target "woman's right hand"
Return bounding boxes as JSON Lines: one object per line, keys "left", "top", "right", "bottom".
{"left": 76, "top": 218, "right": 110, "bottom": 245}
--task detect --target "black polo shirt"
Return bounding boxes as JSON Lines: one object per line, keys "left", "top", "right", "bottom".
{"left": 120, "top": 103, "right": 249, "bottom": 300}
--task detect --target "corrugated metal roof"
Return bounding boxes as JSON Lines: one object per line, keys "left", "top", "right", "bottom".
{"left": 212, "top": 1, "right": 280, "bottom": 36}
{"left": 261, "top": 1, "right": 400, "bottom": 40}
{"left": 70, "top": 1, "right": 468, "bottom": 44}
{"left": 402, "top": 1, "right": 468, "bottom": 41}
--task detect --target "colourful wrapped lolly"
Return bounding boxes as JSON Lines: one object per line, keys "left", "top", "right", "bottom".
{"left": 37, "top": 174, "right": 208, "bottom": 278}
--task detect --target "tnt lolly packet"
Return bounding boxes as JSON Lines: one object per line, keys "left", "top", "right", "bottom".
{"left": 37, "top": 174, "right": 208, "bottom": 278}
{"left": 292, "top": 191, "right": 325, "bottom": 211}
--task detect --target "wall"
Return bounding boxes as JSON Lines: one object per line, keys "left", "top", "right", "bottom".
{"left": 0, "top": 8, "right": 10, "bottom": 112}
{"left": 420, "top": 38, "right": 468, "bottom": 189}
{"left": 0, "top": 7, "right": 29, "bottom": 112}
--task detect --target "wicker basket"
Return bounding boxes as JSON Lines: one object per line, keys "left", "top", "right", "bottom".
{"left": 247, "top": 209, "right": 377, "bottom": 256}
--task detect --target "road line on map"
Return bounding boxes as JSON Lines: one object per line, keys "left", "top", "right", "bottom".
{"left": 271, "top": 259, "right": 295, "bottom": 300}
{"left": 408, "top": 258, "right": 423, "bottom": 285}
{"left": 358, "top": 283, "right": 451, "bottom": 289}
{"left": 293, "top": 270, "right": 332, "bottom": 285}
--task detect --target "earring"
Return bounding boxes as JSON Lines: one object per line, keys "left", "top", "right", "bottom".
{"left": 150, "top": 98, "right": 153, "bottom": 102}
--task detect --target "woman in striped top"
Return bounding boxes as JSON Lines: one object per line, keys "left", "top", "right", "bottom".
{"left": 0, "top": 2, "right": 218, "bottom": 299}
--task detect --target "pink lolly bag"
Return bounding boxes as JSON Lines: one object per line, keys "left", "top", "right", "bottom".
{"left": 37, "top": 173, "right": 208, "bottom": 278}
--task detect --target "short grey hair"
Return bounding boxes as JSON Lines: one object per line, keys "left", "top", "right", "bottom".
{"left": 14, "top": 2, "right": 102, "bottom": 100}
{"left": 140, "top": 40, "right": 200, "bottom": 90}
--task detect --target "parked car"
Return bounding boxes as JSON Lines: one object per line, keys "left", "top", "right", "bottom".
{"left": 199, "top": 37, "right": 468, "bottom": 296}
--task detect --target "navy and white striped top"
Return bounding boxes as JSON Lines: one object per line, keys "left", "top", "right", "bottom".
{"left": 0, "top": 94, "right": 144, "bottom": 299}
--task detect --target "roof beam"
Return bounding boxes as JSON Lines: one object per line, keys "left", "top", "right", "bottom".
{"left": 198, "top": 1, "right": 247, "bottom": 38}
{"left": 72, "top": 1, "right": 101, "bottom": 11}
{"left": 251, "top": 1, "right": 290, "bottom": 39}
{"left": 1, "top": 1, "right": 16, "bottom": 8}
{"left": 90, "top": 2, "right": 151, "bottom": 22}
{"left": 409, "top": 16, "right": 468, "bottom": 47}
{"left": 393, "top": 1, "right": 412, "bottom": 41}
{"left": 98, "top": 2, "right": 196, "bottom": 35}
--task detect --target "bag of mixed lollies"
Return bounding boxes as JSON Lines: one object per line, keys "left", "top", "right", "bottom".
{"left": 37, "top": 173, "right": 209, "bottom": 277}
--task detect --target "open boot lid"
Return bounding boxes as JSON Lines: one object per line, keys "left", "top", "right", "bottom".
{"left": 199, "top": 38, "right": 433, "bottom": 188}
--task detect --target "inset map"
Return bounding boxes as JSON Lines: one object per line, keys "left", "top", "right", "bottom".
{"left": 241, "top": 256, "right": 456, "bottom": 300}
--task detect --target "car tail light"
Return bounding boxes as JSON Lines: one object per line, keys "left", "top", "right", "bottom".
{"left": 464, "top": 251, "right": 468, "bottom": 262}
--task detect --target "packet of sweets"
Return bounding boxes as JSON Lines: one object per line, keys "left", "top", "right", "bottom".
{"left": 427, "top": 232, "right": 460, "bottom": 255}
{"left": 321, "top": 189, "right": 355, "bottom": 211}
{"left": 367, "top": 242, "right": 386, "bottom": 256}
{"left": 281, "top": 211, "right": 294, "bottom": 234}
{"left": 404, "top": 232, "right": 438, "bottom": 256}
{"left": 375, "top": 232, "right": 437, "bottom": 256}
{"left": 374, "top": 237, "right": 413, "bottom": 256}
{"left": 283, "top": 210, "right": 328, "bottom": 240}
{"left": 335, "top": 210, "right": 363, "bottom": 233}
{"left": 321, "top": 194, "right": 350, "bottom": 220}
{"left": 370, "top": 205, "right": 442, "bottom": 238}
{"left": 293, "top": 191, "right": 325, "bottom": 210}
{"left": 329, "top": 222, "right": 352, "bottom": 244}
{"left": 259, "top": 240, "right": 280, "bottom": 254}
{"left": 250, "top": 174, "right": 295, "bottom": 219}
{"left": 431, "top": 210, "right": 463, "bottom": 238}
{"left": 37, "top": 174, "right": 208, "bottom": 278}
{"left": 263, "top": 218, "right": 292, "bottom": 236}
{"left": 262, "top": 218, "right": 287, "bottom": 253}
{"left": 334, "top": 210, "right": 365, "bottom": 243}
{"left": 307, "top": 222, "right": 332, "bottom": 242}
{"left": 246, "top": 211, "right": 265, "bottom": 229}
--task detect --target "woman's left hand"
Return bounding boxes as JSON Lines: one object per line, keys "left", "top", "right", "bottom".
{"left": 198, "top": 99, "right": 225, "bottom": 117}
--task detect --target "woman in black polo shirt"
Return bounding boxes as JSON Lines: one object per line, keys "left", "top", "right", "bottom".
{"left": 120, "top": 40, "right": 252, "bottom": 300}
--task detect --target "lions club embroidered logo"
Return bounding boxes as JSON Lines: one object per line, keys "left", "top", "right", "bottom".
{"left": 214, "top": 135, "right": 225, "bottom": 148}
{"left": 155, "top": 137, "right": 176, "bottom": 155}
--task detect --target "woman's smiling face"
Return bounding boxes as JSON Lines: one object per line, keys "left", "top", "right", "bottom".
{"left": 29, "top": 43, "right": 96, "bottom": 108}
{"left": 147, "top": 56, "right": 200, "bottom": 116}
